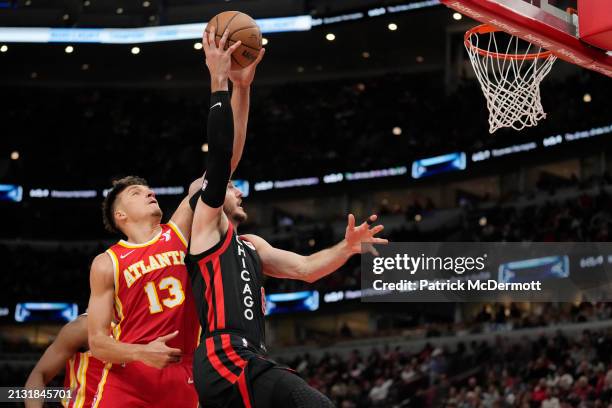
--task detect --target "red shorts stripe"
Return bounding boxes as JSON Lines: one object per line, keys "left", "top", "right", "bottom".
{"left": 205, "top": 337, "right": 238, "bottom": 383}
{"left": 200, "top": 262, "right": 215, "bottom": 332}
{"left": 236, "top": 371, "right": 252, "bottom": 408}
{"left": 221, "top": 334, "right": 247, "bottom": 370}
{"left": 212, "top": 257, "right": 226, "bottom": 329}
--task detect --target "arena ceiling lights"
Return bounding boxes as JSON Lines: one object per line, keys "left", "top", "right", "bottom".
{"left": 0, "top": 16, "right": 311, "bottom": 44}
{"left": 0, "top": 1, "right": 441, "bottom": 44}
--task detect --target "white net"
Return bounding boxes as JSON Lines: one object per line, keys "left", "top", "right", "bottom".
{"left": 465, "top": 25, "right": 557, "bottom": 133}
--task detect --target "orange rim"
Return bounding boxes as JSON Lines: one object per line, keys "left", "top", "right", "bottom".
{"left": 465, "top": 24, "right": 553, "bottom": 60}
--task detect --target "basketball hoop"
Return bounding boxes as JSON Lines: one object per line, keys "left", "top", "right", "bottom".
{"left": 464, "top": 24, "right": 557, "bottom": 133}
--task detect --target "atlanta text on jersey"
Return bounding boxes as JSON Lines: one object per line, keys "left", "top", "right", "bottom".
{"left": 123, "top": 251, "right": 186, "bottom": 288}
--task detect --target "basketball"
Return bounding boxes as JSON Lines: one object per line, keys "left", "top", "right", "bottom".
{"left": 205, "top": 11, "right": 262, "bottom": 70}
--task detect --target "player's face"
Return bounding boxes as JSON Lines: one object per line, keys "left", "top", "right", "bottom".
{"left": 223, "top": 182, "right": 247, "bottom": 224}
{"left": 115, "top": 185, "right": 163, "bottom": 225}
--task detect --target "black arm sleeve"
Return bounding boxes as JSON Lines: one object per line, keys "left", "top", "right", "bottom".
{"left": 200, "top": 91, "right": 234, "bottom": 208}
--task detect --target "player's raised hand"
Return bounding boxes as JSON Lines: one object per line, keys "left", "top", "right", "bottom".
{"left": 229, "top": 47, "right": 266, "bottom": 88}
{"left": 138, "top": 330, "right": 183, "bottom": 369}
{"left": 203, "top": 27, "right": 242, "bottom": 91}
{"left": 344, "top": 214, "right": 388, "bottom": 255}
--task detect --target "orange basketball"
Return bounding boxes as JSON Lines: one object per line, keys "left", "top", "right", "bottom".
{"left": 205, "top": 11, "right": 262, "bottom": 70}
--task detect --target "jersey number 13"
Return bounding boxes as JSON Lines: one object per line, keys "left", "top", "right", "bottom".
{"left": 143, "top": 276, "right": 185, "bottom": 314}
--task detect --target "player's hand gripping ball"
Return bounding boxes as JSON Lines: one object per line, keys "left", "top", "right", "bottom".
{"left": 205, "top": 11, "right": 262, "bottom": 70}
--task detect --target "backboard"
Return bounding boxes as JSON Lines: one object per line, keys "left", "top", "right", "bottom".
{"left": 440, "top": 0, "right": 612, "bottom": 78}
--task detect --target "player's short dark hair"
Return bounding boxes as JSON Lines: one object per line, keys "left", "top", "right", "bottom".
{"left": 102, "top": 176, "right": 148, "bottom": 234}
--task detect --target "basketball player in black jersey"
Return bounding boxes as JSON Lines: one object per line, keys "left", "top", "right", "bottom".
{"left": 186, "top": 27, "right": 387, "bottom": 408}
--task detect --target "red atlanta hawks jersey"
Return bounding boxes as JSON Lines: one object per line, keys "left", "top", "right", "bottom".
{"left": 105, "top": 222, "right": 200, "bottom": 354}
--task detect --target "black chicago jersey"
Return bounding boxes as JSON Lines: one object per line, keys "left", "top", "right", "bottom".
{"left": 187, "top": 221, "right": 267, "bottom": 351}
{"left": 187, "top": 222, "right": 330, "bottom": 408}
{"left": 187, "top": 222, "right": 274, "bottom": 407}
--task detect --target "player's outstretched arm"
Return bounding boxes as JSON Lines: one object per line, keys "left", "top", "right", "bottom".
{"left": 228, "top": 47, "right": 265, "bottom": 174}
{"left": 190, "top": 27, "right": 240, "bottom": 255}
{"left": 87, "top": 253, "right": 182, "bottom": 369}
{"left": 24, "top": 315, "right": 88, "bottom": 408}
{"left": 170, "top": 39, "right": 263, "bottom": 241}
{"left": 242, "top": 214, "right": 388, "bottom": 283}
{"left": 170, "top": 27, "right": 246, "bottom": 246}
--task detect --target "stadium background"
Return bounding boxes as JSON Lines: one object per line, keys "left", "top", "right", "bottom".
{"left": 1, "top": 0, "right": 612, "bottom": 406}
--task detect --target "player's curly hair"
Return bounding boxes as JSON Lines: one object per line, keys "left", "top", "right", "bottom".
{"left": 102, "top": 176, "right": 149, "bottom": 234}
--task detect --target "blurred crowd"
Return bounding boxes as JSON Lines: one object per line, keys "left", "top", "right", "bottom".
{"left": 284, "top": 328, "right": 612, "bottom": 407}
{"left": 461, "top": 185, "right": 612, "bottom": 243}
{"left": 4, "top": 326, "right": 612, "bottom": 408}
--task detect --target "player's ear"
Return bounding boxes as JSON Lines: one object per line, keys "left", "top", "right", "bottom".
{"left": 115, "top": 209, "right": 127, "bottom": 222}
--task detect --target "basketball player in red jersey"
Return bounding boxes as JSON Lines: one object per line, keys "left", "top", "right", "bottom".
{"left": 185, "top": 27, "right": 387, "bottom": 408}
{"left": 86, "top": 27, "right": 264, "bottom": 408}
{"left": 25, "top": 314, "right": 106, "bottom": 408}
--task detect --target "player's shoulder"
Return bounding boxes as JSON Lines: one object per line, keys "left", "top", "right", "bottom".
{"left": 92, "top": 251, "right": 113, "bottom": 267}
{"left": 162, "top": 221, "right": 188, "bottom": 247}
{"left": 239, "top": 234, "right": 268, "bottom": 251}
{"left": 90, "top": 252, "right": 115, "bottom": 279}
